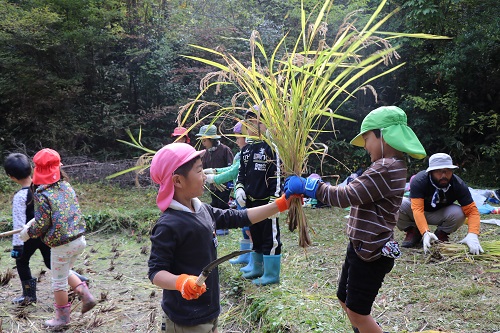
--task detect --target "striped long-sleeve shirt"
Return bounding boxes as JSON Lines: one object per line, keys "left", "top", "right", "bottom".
{"left": 316, "top": 158, "right": 407, "bottom": 262}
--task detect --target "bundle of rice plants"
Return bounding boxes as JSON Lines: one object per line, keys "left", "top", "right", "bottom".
{"left": 429, "top": 240, "right": 500, "bottom": 263}
{"left": 177, "top": 0, "right": 449, "bottom": 247}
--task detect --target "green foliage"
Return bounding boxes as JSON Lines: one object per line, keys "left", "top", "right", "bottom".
{"left": 84, "top": 207, "right": 158, "bottom": 234}
{"left": 0, "top": 0, "right": 499, "bottom": 187}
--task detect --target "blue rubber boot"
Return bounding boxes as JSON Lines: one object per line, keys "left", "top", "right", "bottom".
{"left": 229, "top": 239, "right": 252, "bottom": 265}
{"left": 252, "top": 254, "right": 281, "bottom": 286}
{"left": 241, "top": 252, "right": 263, "bottom": 279}
{"left": 240, "top": 251, "right": 255, "bottom": 274}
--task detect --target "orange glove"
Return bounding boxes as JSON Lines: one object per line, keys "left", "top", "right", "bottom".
{"left": 175, "top": 274, "right": 207, "bottom": 300}
{"left": 275, "top": 194, "right": 302, "bottom": 212}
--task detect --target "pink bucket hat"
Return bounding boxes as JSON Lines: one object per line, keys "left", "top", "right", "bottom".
{"left": 150, "top": 143, "right": 205, "bottom": 211}
{"left": 32, "top": 148, "right": 62, "bottom": 185}
{"left": 171, "top": 126, "right": 190, "bottom": 143}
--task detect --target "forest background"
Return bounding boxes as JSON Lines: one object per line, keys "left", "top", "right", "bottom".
{"left": 0, "top": 0, "right": 499, "bottom": 186}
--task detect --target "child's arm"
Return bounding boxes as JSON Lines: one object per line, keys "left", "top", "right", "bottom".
{"left": 246, "top": 195, "right": 292, "bottom": 223}
{"left": 153, "top": 271, "right": 207, "bottom": 301}
{"left": 212, "top": 160, "right": 239, "bottom": 185}
{"left": 152, "top": 270, "right": 181, "bottom": 290}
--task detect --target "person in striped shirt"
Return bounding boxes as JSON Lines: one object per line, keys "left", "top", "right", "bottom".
{"left": 284, "top": 106, "right": 426, "bottom": 333}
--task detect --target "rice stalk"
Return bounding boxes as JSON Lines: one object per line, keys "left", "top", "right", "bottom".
{"left": 177, "top": 0, "right": 449, "bottom": 247}
{"left": 429, "top": 240, "right": 500, "bottom": 263}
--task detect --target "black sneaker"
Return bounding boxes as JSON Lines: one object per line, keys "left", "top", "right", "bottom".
{"left": 402, "top": 226, "right": 422, "bottom": 248}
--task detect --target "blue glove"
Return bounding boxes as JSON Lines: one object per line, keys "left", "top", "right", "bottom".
{"left": 11, "top": 245, "right": 23, "bottom": 259}
{"left": 284, "top": 176, "right": 320, "bottom": 199}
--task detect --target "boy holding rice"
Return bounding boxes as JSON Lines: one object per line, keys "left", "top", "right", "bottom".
{"left": 284, "top": 106, "right": 426, "bottom": 333}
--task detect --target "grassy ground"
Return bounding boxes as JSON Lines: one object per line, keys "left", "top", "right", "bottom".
{"left": 0, "top": 180, "right": 499, "bottom": 332}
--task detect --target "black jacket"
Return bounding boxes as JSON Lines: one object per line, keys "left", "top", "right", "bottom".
{"left": 148, "top": 202, "right": 250, "bottom": 326}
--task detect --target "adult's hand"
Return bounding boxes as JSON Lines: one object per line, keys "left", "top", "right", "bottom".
{"left": 459, "top": 233, "right": 484, "bottom": 255}
{"left": 422, "top": 231, "right": 438, "bottom": 253}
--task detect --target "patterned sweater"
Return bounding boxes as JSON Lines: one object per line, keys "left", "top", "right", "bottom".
{"left": 27, "top": 181, "right": 85, "bottom": 248}
{"left": 316, "top": 158, "right": 407, "bottom": 261}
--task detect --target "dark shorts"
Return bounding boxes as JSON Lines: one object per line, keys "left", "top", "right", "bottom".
{"left": 336, "top": 242, "right": 394, "bottom": 316}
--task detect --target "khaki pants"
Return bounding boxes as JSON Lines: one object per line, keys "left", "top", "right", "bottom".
{"left": 160, "top": 313, "right": 217, "bottom": 333}
{"left": 397, "top": 197, "right": 465, "bottom": 234}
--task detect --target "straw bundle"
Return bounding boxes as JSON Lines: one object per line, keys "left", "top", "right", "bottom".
{"left": 178, "top": 0, "right": 449, "bottom": 247}
{"left": 428, "top": 240, "right": 500, "bottom": 263}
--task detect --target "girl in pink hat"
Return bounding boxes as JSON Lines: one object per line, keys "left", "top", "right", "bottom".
{"left": 19, "top": 148, "right": 96, "bottom": 328}
{"left": 148, "top": 142, "right": 294, "bottom": 333}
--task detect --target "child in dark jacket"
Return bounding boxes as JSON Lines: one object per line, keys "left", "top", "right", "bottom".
{"left": 147, "top": 143, "right": 293, "bottom": 333}
{"left": 234, "top": 106, "right": 282, "bottom": 286}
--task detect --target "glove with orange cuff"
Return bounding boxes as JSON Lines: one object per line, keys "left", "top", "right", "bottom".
{"left": 274, "top": 194, "right": 302, "bottom": 212}
{"left": 175, "top": 274, "right": 207, "bottom": 300}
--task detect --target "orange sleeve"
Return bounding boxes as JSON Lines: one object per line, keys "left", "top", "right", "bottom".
{"left": 461, "top": 202, "right": 480, "bottom": 235}
{"left": 411, "top": 198, "right": 429, "bottom": 235}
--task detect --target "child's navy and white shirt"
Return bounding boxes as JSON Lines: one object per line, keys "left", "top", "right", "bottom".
{"left": 12, "top": 186, "right": 34, "bottom": 246}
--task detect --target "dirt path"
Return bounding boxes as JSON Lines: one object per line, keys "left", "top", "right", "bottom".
{"left": 0, "top": 232, "right": 160, "bottom": 333}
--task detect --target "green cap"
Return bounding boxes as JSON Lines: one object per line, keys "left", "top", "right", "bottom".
{"left": 350, "top": 106, "right": 426, "bottom": 159}
{"left": 195, "top": 125, "right": 221, "bottom": 139}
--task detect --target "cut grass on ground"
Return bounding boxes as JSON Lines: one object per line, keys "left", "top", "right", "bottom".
{"left": 0, "top": 180, "right": 499, "bottom": 332}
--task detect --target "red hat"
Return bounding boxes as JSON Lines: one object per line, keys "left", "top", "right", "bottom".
{"left": 171, "top": 127, "right": 190, "bottom": 143}
{"left": 32, "top": 148, "right": 62, "bottom": 185}
{"left": 150, "top": 143, "right": 205, "bottom": 211}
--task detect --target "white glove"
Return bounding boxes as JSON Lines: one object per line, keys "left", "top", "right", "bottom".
{"left": 235, "top": 188, "right": 246, "bottom": 208}
{"left": 459, "top": 233, "right": 484, "bottom": 255}
{"left": 19, "top": 224, "right": 31, "bottom": 242}
{"left": 26, "top": 218, "right": 35, "bottom": 228}
{"left": 205, "top": 174, "right": 215, "bottom": 184}
{"left": 203, "top": 168, "right": 216, "bottom": 175}
{"left": 423, "top": 231, "right": 438, "bottom": 253}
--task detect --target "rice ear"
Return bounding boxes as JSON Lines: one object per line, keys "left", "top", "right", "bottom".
{"left": 177, "top": 0, "right": 450, "bottom": 248}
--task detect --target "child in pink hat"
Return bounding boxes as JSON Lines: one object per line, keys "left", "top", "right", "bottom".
{"left": 19, "top": 148, "right": 96, "bottom": 329}
{"left": 148, "top": 142, "right": 293, "bottom": 333}
{"left": 171, "top": 126, "right": 190, "bottom": 143}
